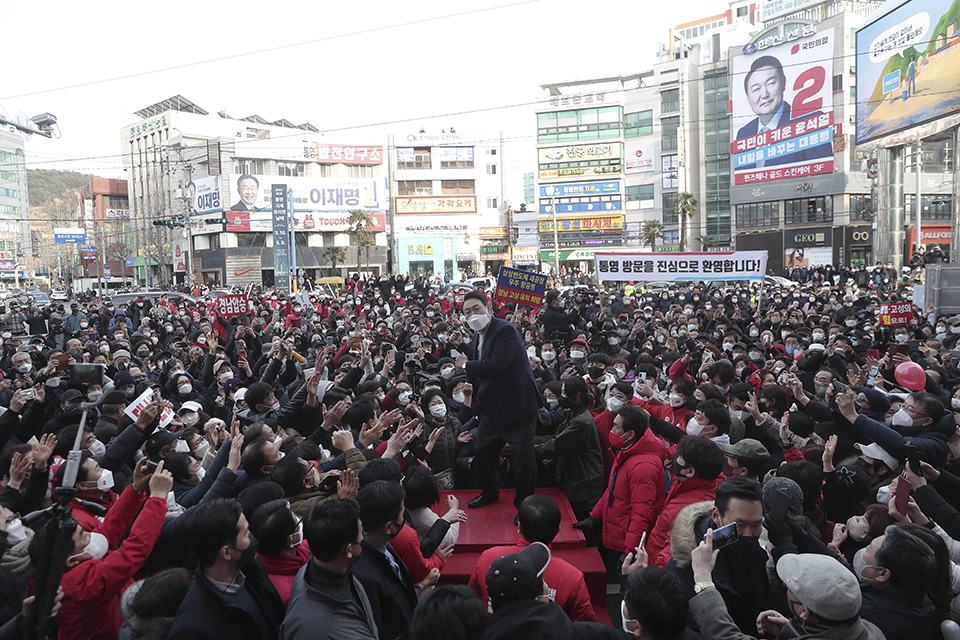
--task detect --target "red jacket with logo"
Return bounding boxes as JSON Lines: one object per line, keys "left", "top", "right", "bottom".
{"left": 467, "top": 537, "right": 597, "bottom": 622}
{"left": 55, "top": 485, "right": 166, "bottom": 640}
{"left": 590, "top": 428, "right": 667, "bottom": 553}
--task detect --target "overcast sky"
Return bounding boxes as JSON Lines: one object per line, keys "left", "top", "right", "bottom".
{"left": 3, "top": 0, "right": 726, "bottom": 177}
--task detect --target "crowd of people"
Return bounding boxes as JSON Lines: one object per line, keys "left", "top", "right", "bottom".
{"left": 0, "top": 264, "right": 957, "bottom": 640}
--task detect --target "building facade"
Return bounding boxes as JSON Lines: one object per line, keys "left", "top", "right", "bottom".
{"left": 72, "top": 178, "right": 130, "bottom": 292}
{"left": 0, "top": 128, "right": 30, "bottom": 282}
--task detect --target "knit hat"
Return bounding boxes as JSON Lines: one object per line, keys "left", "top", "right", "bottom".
{"left": 860, "top": 388, "right": 891, "bottom": 414}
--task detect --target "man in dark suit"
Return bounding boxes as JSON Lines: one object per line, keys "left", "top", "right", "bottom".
{"left": 353, "top": 481, "right": 419, "bottom": 640}
{"left": 455, "top": 290, "right": 540, "bottom": 515}
{"left": 231, "top": 174, "right": 261, "bottom": 211}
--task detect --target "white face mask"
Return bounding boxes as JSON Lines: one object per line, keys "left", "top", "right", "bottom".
{"left": 467, "top": 312, "right": 490, "bottom": 332}
{"left": 95, "top": 469, "right": 114, "bottom": 492}
{"left": 570, "top": 350, "right": 585, "bottom": 360}
{"left": 70, "top": 532, "right": 109, "bottom": 562}
{"left": 542, "top": 351, "right": 556, "bottom": 362}
{"left": 892, "top": 408, "right": 915, "bottom": 427}
{"left": 621, "top": 601, "right": 638, "bottom": 636}
{"left": 607, "top": 397, "right": 624, "bottom": 414}
{"left": 546, "top": 398, "right": 559, "bottom": 409}
{"left": 812, "top": 332, "right": 824, "bottom": 342}
{"left": 5, "top": 518, "right": 26, "bottom": 545}
{"left": 607, "top": 337, "right": 619, "bottom": 346}
{"left": 429, "top": 403, "right": 447, "bottom": 418}
{"left": 441, "top": 367, "right": 455, "bottom": 379}
{"left": 686, "top": 417, "right": 706, "bottom": 436}
{"left": 195, "top": 440, "right": 210, "bottom": 459}
{"left": 453, "top": 392, "right": 466, "bottom": 404}
{"left": 398, "top": 391, "right": 412, "bottom": 405}
{"left": 730, "top": 409, "right": 746, "bottom": 420}
{"left": 46, "top": 377, "right": 60, "bottom": 388}
{"left": 181, "top": 412, "right": 199, "bottom": 427}
{"left": 219, "top": 373, "right": 232, "bottom": 385}
{"left": 668, "top": 393, "right": 684, "bottom": 407}
{"left": 749, "top": 330, "right": 759, "bottom": 338}
{"left": 749, "top": 351, "right": 762, "bottom": 360}
{"left": 17, "top": 363, "right": 31, "bottom": 374}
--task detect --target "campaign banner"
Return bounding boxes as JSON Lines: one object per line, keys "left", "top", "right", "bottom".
{"left": 272, "top": 185, "right": 291, "bottom": 294}
{"left": 225, "top": 211, "right": 386, "bottom": 233}
{"left": 494, "top": 266, "right": 548, "bottom": 308}
{"left": 224, "top": 174, "right": 386, "bottom": 214}
{"left": 594, "top": 251, "right": 768, "bottom": 282}
{"left": 856, "top": 0, "right": 960, "bottom": 143}
{"left": 190, "top": 176, "right": 222, "bottom": 216}
{"left": 216, "top": 294, "right": 250, "bottom": 317}
{"left": 879, "top": 301, "right": 914, "bottom": 326}
{"left": 731, "top": 28, "right": 834, "bottom": 184}
{"left": 125, "top": 389, "right": 175, "bottom": 429}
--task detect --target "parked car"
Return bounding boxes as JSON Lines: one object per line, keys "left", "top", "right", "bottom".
{"left": 27, "top": 291, "right": 51, "bottom": 305}
{"left": 51, "top": 290, "right": 69, "bottom": 302}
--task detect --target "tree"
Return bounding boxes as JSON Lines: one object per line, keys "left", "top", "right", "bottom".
{"left": 640, "top": 220, "right": 665, "bottom": 252}
{"left": 672, "top": 192, "right": 699, "bottom": 252}
{"left": 320, "top": 246, "right": 347, "bottom": 277}
{"left": 346, "top": 209, "right": 374, "bottom": 278}
{"left": 696, "top": 235, "right": 718, "bottom": 250}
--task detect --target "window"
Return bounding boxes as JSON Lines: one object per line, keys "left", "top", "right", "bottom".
{"left": 487, "top": 197, "right": 499, "bottom": 209}
{"left": 398, "top": 180, "right": 433, "bottom": 196}
{"left": 439, "top": 147, "right": 475, "bottom": 169}
{"left": 537, "top": 106, "right": 624, "bottom": 143}
{"left": 0, "top": 171, "right": 15, "bottom": 181}
{"left": 0, "top": 205, "right": 17, "bottom": 215}
{"left": 233, "top": 159, "right": 264, "bottom": 174}
{"left": 705, "top": 157, "right": 730, "bottom": 193}
{"left": 317, "top": 164, "right": 333, "bottom": 178}
{"left": 236, "top": 233, "right": 266, "bottom": 248}
{"left": 661, "top": 116, "right": 679, "bottom": 151}
{"left": 347, "top": 165, "right": 374, "bottom": 178}
{"left": 0, "top": 188, "right": 17, "bottom": 198}
{"left": 736, "top": 202, "right": 779, "bottom": 228}
{"left": 662, "top": 155, "right": 679, "bottom": 189}
{"left": 441, "top": 180, "right": 474, "bottom": 195}
{"left": 905, "top": 194, "right": 953, "bottom": 221}
{"left": 625, "top": 110, "right": 654, "bottom": 138}
{"left": 736, "top": 6, "right": 748, "bottom": 16}
{"left": 785, "top": 197, "right": 832, "bottom": 225}
{"left": 661, "top": 89, "right": 679, "bottom": 114}
{"left": 398, "top": 148, "right": 431, "bottom": 170}
{"left": 850, "top": 194, "right": 874, "bottom": 221}
{"left": 626, "top": 184, "right": 655, "bottom": 208}
{"left": 278, "top": 162, "right": 305, "bottom": 177}
{"left": 832, "top": 75, "right": 843, "bottom": 92}
{"left": 662, "top": 193, "right": 679, "bottom": 226}
{"left": 486, "top": 149, "right": 498, "bottom": 155}
{"left": 486, "top": 164, "right": 497, "bottom": 175}
{"left": 706, "top": 199, "right": 731, "bottom": 241}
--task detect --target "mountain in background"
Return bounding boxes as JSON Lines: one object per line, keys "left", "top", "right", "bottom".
{"left": 26, "top": 169, "right": 94, "bottom": 209}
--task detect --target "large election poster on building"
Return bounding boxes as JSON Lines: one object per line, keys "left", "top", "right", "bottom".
{"left": 731, "top": 27, "right": 835, "bottom": 185}
{"left": 856, "top": 0, "right": 960, "bottom": 143}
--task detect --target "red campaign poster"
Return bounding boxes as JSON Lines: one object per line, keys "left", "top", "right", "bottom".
{"left": 216, "top": 294, "right": 249, "bottom": 317}
{"left": 878, "top": 302, "right": 913, "bottom": 326}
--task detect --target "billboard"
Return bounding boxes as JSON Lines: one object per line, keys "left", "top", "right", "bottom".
{"left": 224, "top": 174, "right": 386, "bottom": 213}
{"left": 538, "top": 143, "right": 622, "bottom": 179}
{"left": 395, "top": 196, "right": 477, "bottom": 214}
{"left": 594, "top": 251, "right": 768, "bottom": 281}
{"left": 760, "top": 0, "right": 827, "bottom": 21}
{"left": 856, "top": 0, "right": 960, "bottom": 143}
{"left": 625, "top": 141, "right": 655, "bottom": 173}
{"left": 190, "top": 176, "right": 222, "bottom": 216}
{"left": 539, "top": 214, "right": 623, "bottom": 233}
{"left": 731, "top": 28, "right": 835, "bottom": 185}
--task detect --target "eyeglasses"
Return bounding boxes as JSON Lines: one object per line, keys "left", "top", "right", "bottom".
{"left": 903, "top": 403, "right": 931, "bottom": 419}
{"left": 4, "top": 512, "right": 19, "bottom": 526}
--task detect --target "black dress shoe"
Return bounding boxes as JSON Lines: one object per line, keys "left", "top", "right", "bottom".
{"left": 468, "top": 493, "right": 499, "bottom": 509}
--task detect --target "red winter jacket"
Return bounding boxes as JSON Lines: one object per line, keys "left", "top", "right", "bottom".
{"left": 391, "top": 522, "right": 444, "bottom": 583}
{"left": 590, "top": 428, "right": 666, "bottom": 553}
{"left": 648, "top": 476, "right": 723, "bottom": 568}
{"left": 467, "top": 537, "right": 597, "bottom": 623}
{"left": 595, "top": 398, "right": 646, "bottom": 483}
{"left": 257, "top": 540, "right": 311, "bottom": 607}
{"left": 55, "top": 485, "right": 166, "bottom": 640}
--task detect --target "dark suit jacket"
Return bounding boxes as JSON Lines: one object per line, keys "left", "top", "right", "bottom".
{"left": 231, "top": 201, "right": 259, "bottom": 211}
{"left": 352, "top": 541, "right": 418, "bottom": 640}
{"left": 463, "top": 316, "right": 540, "bottom": 428}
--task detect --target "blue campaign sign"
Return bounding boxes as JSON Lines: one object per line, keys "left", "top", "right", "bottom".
{"left": 882, "top": 70, "right": 901, "bottom": 94}
{"left": 494, "top": 266, "right": 548, "bottom": 308}
{"left": 539, "top": 180, "right": 620, "bottom": 198}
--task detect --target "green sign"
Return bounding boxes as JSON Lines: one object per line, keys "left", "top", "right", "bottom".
{"left": 129, "top": 114, "right": 168, "bottom": 138}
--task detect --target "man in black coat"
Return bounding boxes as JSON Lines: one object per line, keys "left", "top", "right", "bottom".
{"left": 353, "top": 481, "right": 419, "bottom": 640}
{"left": 541, "top": 290, "right": 580, "bottom": 345}
{"left": 168, "top": 498, "right": 284, "bottom": 640}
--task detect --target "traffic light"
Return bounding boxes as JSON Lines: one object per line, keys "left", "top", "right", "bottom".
{"left": 153, "top": 220, "right": 185, "bottom": 228}
{"left": 207, "top": 217, "right": 228, "bottom": 224}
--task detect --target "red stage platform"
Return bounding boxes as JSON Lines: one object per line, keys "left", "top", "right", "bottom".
{"left": 438, "top": 488, "right": 611, "bottom": 625}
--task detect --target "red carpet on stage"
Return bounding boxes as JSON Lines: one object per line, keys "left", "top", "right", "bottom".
{"left": 437, "top": 488, "right": 611, "bottom": 625}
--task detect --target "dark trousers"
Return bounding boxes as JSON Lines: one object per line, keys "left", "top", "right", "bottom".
{"left": 475, "top": 412, "right": 536, "bottom": 508}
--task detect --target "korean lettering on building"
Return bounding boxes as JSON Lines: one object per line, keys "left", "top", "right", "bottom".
{"left": 303, "top": 145, "right": 383, "bottom": 165}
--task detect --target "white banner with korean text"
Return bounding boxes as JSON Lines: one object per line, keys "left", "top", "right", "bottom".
{"left": 594, "top": 251, "right": 768, "bottom": 281}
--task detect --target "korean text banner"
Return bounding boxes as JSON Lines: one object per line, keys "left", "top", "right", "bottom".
{"left": 395, "top": 196, "right": 477, "bottom": 214}
{"left": 191, "top": 176, "right": 222, "bottom": 215}
{"left": 878, "top": 301, "right": 914, "bottom": 326}
{"left": 216, "top": 294, "right": 250, "bottom": 317}
{"left": 731, "top": 28, "right": 834, "bottom": 185}
{"left": 856, "top": 0, "right": 960, "bottom": 143}
{"left": 594, "top": 251, "right": 768, "bottom": 281}
{"left": 494, "top": 266, "right": 548, "bottom": 308}
{"left": 224, "top": 174, "right": 386, "bottom": 213}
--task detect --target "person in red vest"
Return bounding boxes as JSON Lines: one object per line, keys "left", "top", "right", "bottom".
{"left": 646, "top": 435, "right": 725, "bottom": 568}
{"left": 248, "top": 498, "right": 311, "bottom": 607}
{"left": 28, "top": 459, "right": 172, "bottom": 640}
{"left": 468, "top": 495, "right": 596, "bottom": 622}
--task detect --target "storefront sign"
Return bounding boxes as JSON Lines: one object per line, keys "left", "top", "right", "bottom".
{"left": 395, "top": 196, "right": 477, "bottom": 215}
{"left": 539, "top": 181, "right": 621, "bottom": 198}
{"left": 407, "top": 244, "right": 435, "bottom": 255}
{"left": 304, "top": 144, "right": 382, "bottom": 165}
{"left": 539, "top": 143, "right": 619, "bottom": 164}
{"left": 539, "top": 215, "right": 623, "bottom": 233}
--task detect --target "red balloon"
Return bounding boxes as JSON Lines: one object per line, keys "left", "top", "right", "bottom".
{"left": 894, "top": 361, "right": 927, "bottom": 390}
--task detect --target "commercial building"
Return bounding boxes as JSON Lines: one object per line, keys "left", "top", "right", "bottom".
{"left": 120, "top": 95, "right": 389, "bottom": 289}
{"left": 71, "top": 178, "right": 130, "bottom": 292}
{"left": 0, "top": 127, "right": 30, "bottom": 282}
{"left": 386, "top": 131, "right": 531, "bottom": 279}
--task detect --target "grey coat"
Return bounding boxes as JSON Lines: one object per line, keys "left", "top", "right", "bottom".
{"left": 280, "top": 564, "right": 379, "bottom": 640}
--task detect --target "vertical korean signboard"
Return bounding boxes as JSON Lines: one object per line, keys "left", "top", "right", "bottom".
{"left": 272, "top": 184, "right": 291, "bottom": 294}
{"left": 731, "top": 27, "right": 835, "bottom": 185}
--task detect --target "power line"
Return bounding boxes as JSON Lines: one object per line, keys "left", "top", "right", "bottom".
{"left": 0, "top": 1, "right": 540, "bottom": 101}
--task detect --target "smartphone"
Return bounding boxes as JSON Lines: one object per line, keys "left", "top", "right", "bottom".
{"left": 639, "top": 531, "right": 647, "bottom": 549}
{"left": 319, "top": 474, "right": 339, "bottom": 491}
{"left": 326, "top": 336, "right": 334, "bottom": 347}
{"left": 867, "top": 349, "right": 881, "bottom": 361}
{"left": 351, "top": 336, "right": 363, "bottom": 350}
{"left": 905, "top": 443, "right": 921, "bottom": 475}
{"left": 832, "top": 380, "right": 847, "bottom": 395}
{"left": 145, "top": 459, "right": 160, "bottom": 472}
{"left": 705, "top": 309, "right": 715, "bottom": 320}
{"left": 684, "top": 339, "right": 698, "bottom": 354}
{"left": 895, "top": 473, "right": 912, "bottom": 515}
{"left": 405, "top": 353, "right": 419, "bottom": 364}
{"left": 712, "top": 522, "right": 739, "bottom": 550}
{"left": 412, "top": 445, "right": 430, "bottom": 460}
{"left": 21, "top": 387, "right": 37, "bottom": 401}
{"left": 778, "top": 371, "right": 791, "bottom": 385}
{"left": 238, "top": 349, "right": 246, "bottom": 361}
{"left": 639, "top": 372, "right": 647, "bottom": 382}
{"left": 69, "top": 363, "right": 103, "bottom": 386}
{"left": 51, "top": 353, "right": 70, "bottom": 371}
{"left": 769, "top": 487, "right": 792, "bottom": 525}
{"left": 867, "top": 365, "right": 880, "bottom": 387}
